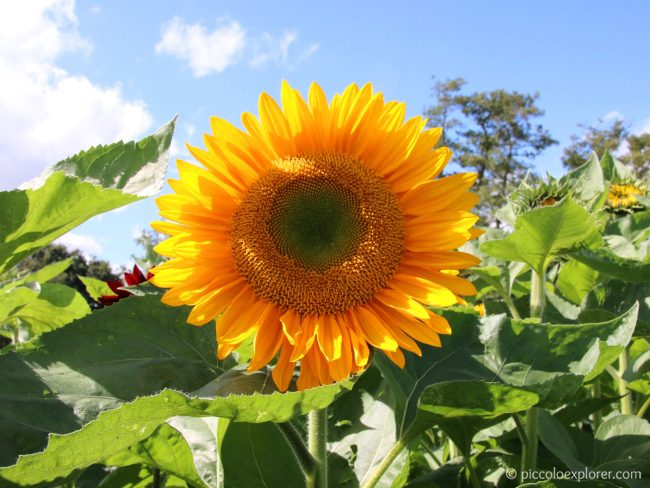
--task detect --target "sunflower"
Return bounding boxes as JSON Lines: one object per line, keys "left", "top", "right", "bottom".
{"left": 607, "top": 183, "right": 645, "bottom": 209}
{"left": 151, "top": 82, "right": 480, "bottom": 391}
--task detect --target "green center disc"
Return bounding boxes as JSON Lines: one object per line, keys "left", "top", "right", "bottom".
{"left": 269, "top": 177, "right": 367, "bottom": 272}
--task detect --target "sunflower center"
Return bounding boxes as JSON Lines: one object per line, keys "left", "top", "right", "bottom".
{"left": 269, "top": 177, "right": 367, "bottom": 271}
{"left": 231, "top": 152, "right": 405, "bottom": 316}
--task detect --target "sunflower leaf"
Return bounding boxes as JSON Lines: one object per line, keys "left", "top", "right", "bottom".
{"left": 328, "top": 367, "right": 407, "bottom": 488}
{"left": 570, "top": 248, "right": 650, "bottom": 283}
{"left": 10, "top": 283, "right": 90, "bottom": 335}
{"left": 480, "top": 197, "right": 602, "bottom": 275}
{"left": 375, "top": 306, "right": 638, "bottom": 437}
{"left": 79, "top": 275, "right": 115, "bottom": 301}
{"left": 0, "top": 118, "right": 175, "bottom": 275}
{"left": 0, "top": 294, "right": 218, "bottom": 468}
{"left": 222, "top": 422, "right": 305, "bottom": 488}
{"left": 410, "top": 381, "right": 539, "bottom": 455}
{"left": 0, "top": 295, "right": 350, "bottom": 485}
{"left": 0, "top": 386, "right": 347, "bottom": 486}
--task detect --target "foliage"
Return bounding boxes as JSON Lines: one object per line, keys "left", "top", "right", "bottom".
{"left": 7, "top": 244, "right": 117, "bottom": 306}
{"left": 425, "top": 77, "right": 557, "bottom": 222}
{"left": 563, "top": 118, "right": 650, "bottom": 180}
{"left": 0, "top": 117, "right": 648, "bottom": 488}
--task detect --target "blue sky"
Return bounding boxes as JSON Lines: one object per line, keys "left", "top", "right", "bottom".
{"left": 2, "top": 0, "right": 649, "bottom": 270}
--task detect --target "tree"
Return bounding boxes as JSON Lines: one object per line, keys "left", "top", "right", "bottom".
{"left": 425, "top": 80, "right": 557, "bottom": 223}
{"left": 12, "top": 244, "right": 117, "bottom": 305}
{"left": 424, "top": 77, "right": 466, "bottom": 148}
{"left": 562, "top": 118, "right": 629, "bottom": 170}
{"left": 620, "top": 132, "right": 650, "bottom": 179}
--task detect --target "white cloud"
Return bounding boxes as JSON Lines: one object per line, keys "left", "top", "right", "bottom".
{"left": 156, "top": 17, "right": 317, "bottom": 76}
{"left": 601, "top": 110, "right": 625, "bottom": 122}
{"left": 250, "top": 31, "right": 297, "bottom": 67}
{"left": 55, "top": 232, "right": 103, "bottom": 258}
{"left": 0, "top": 0, "right": 153, "bottom": 190}
{"left": 155, "top": 17, "right": 246, "bottom": 77}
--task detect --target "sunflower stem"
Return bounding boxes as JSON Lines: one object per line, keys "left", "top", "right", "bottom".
{"left": 465, "top": 455, "right": 482, "bottom": 488}
{"left": 618, "top": 350, "right": 633, "bottom": 415}
{"left": 503, "top": 295, "right": 522, "bottom": 320}
{"left": 529, "top": 269, "right": 545, "bottom": 321}
{"left": 637, "top": 396, "right": 650, "bottom": 418}
{"left": 521, "top": 270, "right": 545, "bottom": 476}
{"left": 277, "top": 421, "right": 317, "bottom": 481}
{"left": 307, "top": 408, "right": 328, "bottom": 488}
{"left": 521, "top": 407, "right": 539, "bottom": 475}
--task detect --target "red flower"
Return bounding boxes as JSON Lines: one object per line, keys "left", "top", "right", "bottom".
{"left": 99, "top": 265, "right": 152, "bottom": 306}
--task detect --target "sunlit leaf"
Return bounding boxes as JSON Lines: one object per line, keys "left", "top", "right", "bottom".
{"left": 411, "top": 381, "right": 538, "bottom": 454}
{"left": 0, "top": 118, "right": 175, "bottom": 274}
{"left": 481, "top": 197, "right": 602, "bottom": 274}
{"left": 571, "top": 248, "right": 650, "bottom": 283}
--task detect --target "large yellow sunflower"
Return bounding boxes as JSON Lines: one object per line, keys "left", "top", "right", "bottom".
{"left": 151, "top": 81, "right": 481, "bottom": 391}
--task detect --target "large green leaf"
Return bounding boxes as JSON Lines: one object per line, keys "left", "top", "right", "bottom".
{"left": 0, "top": 295, "right": 219, "bottom": 468}
{"left": 600, "top": 151, "right": 634, "bottom": 182}
{"left": 0, "top": 286, "right": 36, "bottom": 323}
{"left": 0, "top": 119, "right": 175, "bottom": 274}
{"left": 43, "top": 119, "right": 175, "bottom": 195}
{"left": 481, "top": 198, "right": 602, "bottom": 274}
{"left": 375, "top": 306, "right": 638, "bottom": 437}
{"left": 606, "top": 210, "right": 650, "bottom": 246}
{"left": 561, "top": 152, "right": 606, "bottom": 210}
{"left": 557, "top": 259, "right": 600, "bottom": 305}
{"left": 571, "top": 248, "right": 650, "bottom": 283}
{"left": 328, "top": 367, "right": 407, "bottom": 488}
{"left": 539, "top": 413, "right": 650, "bottom": 487}
{"left": 537, "top": 409, "right": 585, "bottom": 471}
{"left": 480, "top": 305, "right": 638, "bottom": 402}
{"left": 0, "top": 385, "right": 347, "bottom": 487}
{"left": 222, "top": 422, "right": 305, "bottom": 488}
{"left": 410, "top": 381, "right": 538, "bottom": 455}
{"left": 106, "top": 422, "right": 208, "bottom": 488}
{"left": 12, "top": 283, "right": 90, "bottom": 334}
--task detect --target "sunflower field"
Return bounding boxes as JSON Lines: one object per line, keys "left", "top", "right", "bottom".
{"left": 0, "top": 84, "right": 649, "bottom": 488}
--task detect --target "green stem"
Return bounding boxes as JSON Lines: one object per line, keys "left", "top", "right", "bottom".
{"left": 361, "top": 428, "right": 418, "bottom": 488}
{"left": 618, "top": 351, "right": 633, "bottom": 415}
{"left": 592, "top": 379, "right": 602, "bottom": 431}
{"left": 465, "top": 455, "right": 482, "bottom": 488}
{"left": 278, "top": 421, "right": 317, "bottom": 481}
{"left": 521, "top": 407, "right": 539, "bottom": 475}
{"left": 307, "top": 408, "right": 328, "bottom": 488}
{"left": 503, "top": 295, "right": 522, "bottom": 320}
{"left": 520, "top": 270, "right": 545, "bottom": 477}
{"left": 529, "top": 270, "right": 545, "bottom": 321}
{"left": 512, "top": 413, "right": 528, "bottom": 446}
{"left": 637, "top": 396, "right": 650, "bottom": 418}
{"left": 152, "top": 468, "right": 161, "bottom": 488}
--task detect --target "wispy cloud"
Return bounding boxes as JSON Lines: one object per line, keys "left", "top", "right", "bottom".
{"left": 155, "top": 17, "right": 246, "bottom": 77}
{"left": 155, "top": 17, "right": 318, "bottom": 76}
{"left": 250, "top": 31, "right": 297, "bottom": 67}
